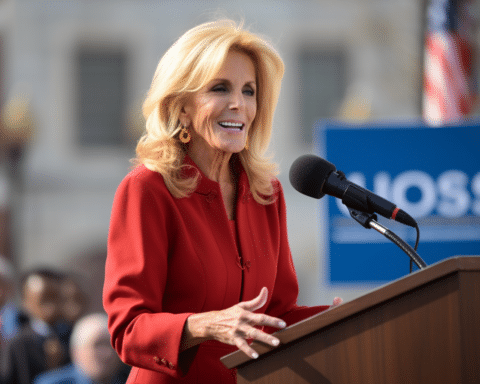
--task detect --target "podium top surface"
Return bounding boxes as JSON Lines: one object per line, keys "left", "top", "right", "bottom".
{"left": 221, "top": 256, "right": 480, "bottom": 369}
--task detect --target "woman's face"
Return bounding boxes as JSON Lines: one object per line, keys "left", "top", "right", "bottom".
{"left": 182, "top": 50, "right": 257, "bottom": 156}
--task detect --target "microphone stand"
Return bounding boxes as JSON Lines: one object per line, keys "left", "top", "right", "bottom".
{"left": 348, "top": 208, "right": 427, "bottom": 270}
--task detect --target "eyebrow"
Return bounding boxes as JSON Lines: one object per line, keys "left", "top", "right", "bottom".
{"left": 211, "top": 78, "right": 257, "bottom": 87}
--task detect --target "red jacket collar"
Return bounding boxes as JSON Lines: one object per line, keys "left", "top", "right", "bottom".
{"left": 182, "top": 155, "right": 251, "bottom": 201}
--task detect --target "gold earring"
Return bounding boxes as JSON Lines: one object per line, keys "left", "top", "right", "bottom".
{"left": 179, "top": 126, "right": 191, "bottom": 143}
{"left": 244, "top": 136, "right": 249, "bottom": 150}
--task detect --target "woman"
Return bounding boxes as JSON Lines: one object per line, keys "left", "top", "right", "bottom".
{"left": 103, "top": 19, "right": 337, "bottom": 384}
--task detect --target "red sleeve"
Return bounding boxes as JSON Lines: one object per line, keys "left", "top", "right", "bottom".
{"left": 102, "top": 169, "right": 192, "bottom": 378}
{"left": 264, "top": 181, "right": 329, "bottom": 330}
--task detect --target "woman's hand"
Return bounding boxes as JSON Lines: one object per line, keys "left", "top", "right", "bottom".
{"left": 182, "top": 287, "right": 286, "bottom": 359}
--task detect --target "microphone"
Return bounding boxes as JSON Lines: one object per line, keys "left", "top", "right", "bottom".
{"left": 289, "top": 154, "right": 417, "bottom": 228}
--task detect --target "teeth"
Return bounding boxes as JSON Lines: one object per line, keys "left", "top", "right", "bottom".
{"left": 219, "top": 122, "right": 243, "bottom": 128}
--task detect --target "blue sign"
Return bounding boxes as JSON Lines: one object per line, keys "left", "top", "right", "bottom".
{"left": 315, "top": 120, "right": 480, "bottom": 284}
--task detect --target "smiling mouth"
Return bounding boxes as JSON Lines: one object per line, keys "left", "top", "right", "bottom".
{"left": 218, "top": 121, "right": 244, "bottom": 130}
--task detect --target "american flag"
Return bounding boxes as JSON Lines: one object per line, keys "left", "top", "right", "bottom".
{"left": 423, "top": 0, "right": 477, "bottom": 126}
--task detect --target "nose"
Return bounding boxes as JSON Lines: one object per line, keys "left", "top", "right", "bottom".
{"left": 228, "top": 90, "right": 245, "bottom": 110}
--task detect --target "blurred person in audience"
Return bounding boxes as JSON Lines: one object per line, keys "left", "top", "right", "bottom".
{"left": 34, "top": 313, "right": 129, "bottom": 384}
{"left": 55, "top": 274, "right": 88, "bottom": 355}
{"left": 103, "top": 19, "right": 341, "bottom": 383}
{"left": 0, "top": 255, "right": 21, "bottom": 342}
{"left": 0, "top": 268, "right": 69, "bottom": 384}
{"left": 60, "top": 275, "right": 87, "bottom": 326}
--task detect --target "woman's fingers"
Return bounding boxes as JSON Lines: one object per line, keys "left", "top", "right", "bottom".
{"left": 237, "top": 288, "right": 286, "bottom": 330}
{"left": 238, "top": 286, "right": 268, "bottom": 312}
{"left": 243, "top": 325, "right": 281, "bottom": 347}
{"left": 234, "top": 288, "right": 286, "bottom": 353}
{"left": 234, "top": 336, "right": 259, "bottom": 359}
{"left": 245, "top": 312, "right": 286, "bottom": 330}
{"left": 192, "top": 287, "right": 287, "bottom": 358}
{"left": 234, "top": 325, "right": 280, "bottom": 359}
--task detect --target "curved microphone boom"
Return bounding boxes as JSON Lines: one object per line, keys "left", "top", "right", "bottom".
{"left": 289, "top": 154, "right": 417, "bottom": 228}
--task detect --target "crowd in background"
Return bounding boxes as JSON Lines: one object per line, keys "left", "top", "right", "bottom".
{"left": 0, "top": 255, "right": 130, "bottom": 384}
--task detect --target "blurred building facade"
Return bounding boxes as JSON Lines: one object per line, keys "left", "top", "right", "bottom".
{"left": 0, "top": 0, "right": 442, "bottom": 310}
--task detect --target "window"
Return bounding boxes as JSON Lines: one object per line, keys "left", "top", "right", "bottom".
{"left": 76, "top": 49, "right": 127, "bottom": 146}
{"left": 298, "top": 50, "right": 347, "bottom": 143}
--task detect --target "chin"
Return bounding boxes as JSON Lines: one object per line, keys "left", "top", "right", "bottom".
{"left": 217, "top": 141, "right": 247, "bottom": 154}
{"left": 222, "top": 147, "right": 245, "bottom": 154}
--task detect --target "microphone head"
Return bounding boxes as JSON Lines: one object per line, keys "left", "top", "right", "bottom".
{"left": 289, "top": 154, "right": 336, "bottom": 199}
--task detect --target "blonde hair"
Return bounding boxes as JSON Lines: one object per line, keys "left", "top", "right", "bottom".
{"left": 135, "top": 19, "right": 284, "bottom": 204}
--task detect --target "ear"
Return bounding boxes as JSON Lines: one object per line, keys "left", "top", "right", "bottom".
{"left": 179, "top": 106, "right": 191, "bottom": 128}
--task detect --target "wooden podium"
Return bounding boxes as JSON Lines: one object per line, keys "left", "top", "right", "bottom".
{"left": 221, "top": 256, "right": 480, "bottom": 383}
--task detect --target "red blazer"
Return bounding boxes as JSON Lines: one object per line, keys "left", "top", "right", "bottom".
{"left": 103, "top": 158, "right": 329, "bottom": 383}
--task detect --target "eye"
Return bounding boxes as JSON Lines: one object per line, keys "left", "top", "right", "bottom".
{"left": 243, "top": 87, "right": 255, "bottom": 96}
{"left": 211, "top": 84, "right": 228, "bottom": 92}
